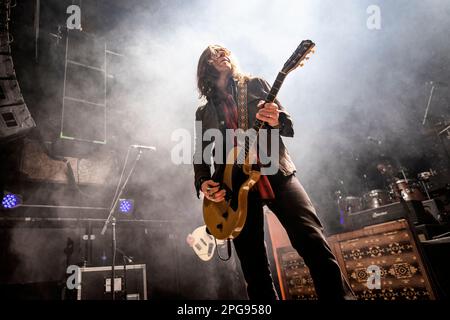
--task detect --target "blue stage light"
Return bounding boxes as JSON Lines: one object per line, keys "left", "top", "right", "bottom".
{"left": 1, "top": 193, "right": 22, "bottom": 209}
{"left": 118, "top": 199, "right": 134, "bottom": 214}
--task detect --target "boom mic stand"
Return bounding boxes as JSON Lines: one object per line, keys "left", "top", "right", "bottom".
{"left": 422, "top": 82, "right": 436, "bottom": 126}
{"left": 100, "top": 145, "right": 155, "bottom": 300}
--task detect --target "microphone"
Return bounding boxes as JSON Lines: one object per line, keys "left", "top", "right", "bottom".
{"left": 131, "top": 144, "right": 156, "bottom": 151}
{"left": 123, "top": 255, "right": 133, "bottom": 263}
{"left": 426, "top": 81, "right": 448, "bottom": 87}
{"left": 116, "top": 248, "right": 134, "bottom": 263}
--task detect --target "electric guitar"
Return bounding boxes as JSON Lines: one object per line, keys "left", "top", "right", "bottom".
{"left": 187, "top": 225, "right": 225, "bottom": 261}
{"left": 203, "top": 40, "right": 316, "bottom": 240}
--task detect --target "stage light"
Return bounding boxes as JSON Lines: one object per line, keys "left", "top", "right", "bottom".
{"left": 118, "top": 199, "right": 134, "bottom": 214}
{"left": 1, "top": 192, "right": 22, "bottom": 209}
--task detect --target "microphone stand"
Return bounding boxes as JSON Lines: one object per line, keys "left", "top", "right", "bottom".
{"left": 116, "top": 247, "right": 132, "bottom": 300}
{"left": 422, "top": 83, "right": 436, "bottom": 126}
{"left": 101, "top": 148, "right": 143, "bottom": 300}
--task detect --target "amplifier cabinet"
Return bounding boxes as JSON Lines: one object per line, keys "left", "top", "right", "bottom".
{"left": 265, "top": 211, "right": 317, "bottom": 300}
{"left": 266, "top": 210, "right": 436, "bottom": 300}
{"left": 328, "top": 219, "right": 436, "bottom": 300}
{"left": 345, "top": 201, "right": 436, "bottom": 232}
{"left": 77, "top": 264, "right": 147, "bottom": 300}
{"left": 275, "top": 247, "right": 317, "bottom": 300}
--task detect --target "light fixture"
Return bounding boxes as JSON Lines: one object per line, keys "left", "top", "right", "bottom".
{"left": 118, "top": 199, "right": 134, "bottom": 214}
{"left": 1, "top": 192, "right": 22, "bottom": 209}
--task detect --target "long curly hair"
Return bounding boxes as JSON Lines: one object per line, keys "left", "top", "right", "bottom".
{"left": 196, "top": 45, "right": 247, "bottom": 100}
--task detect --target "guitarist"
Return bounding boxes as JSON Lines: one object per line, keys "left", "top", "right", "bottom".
{"left": 193, "top": 45, "right": 354, "bottom": 300}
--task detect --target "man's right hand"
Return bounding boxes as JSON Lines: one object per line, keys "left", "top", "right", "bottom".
{"left": 201, "top": 180, "right": 226, "bottom": 202}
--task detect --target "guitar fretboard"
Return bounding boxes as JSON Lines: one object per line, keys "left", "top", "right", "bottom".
{"left": 236, "top": 71, "right": 288, "bottom": 166}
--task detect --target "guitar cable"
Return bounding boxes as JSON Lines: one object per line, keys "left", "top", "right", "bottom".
{"left": 216, "top": 238, "right": 232, "bottom": 261}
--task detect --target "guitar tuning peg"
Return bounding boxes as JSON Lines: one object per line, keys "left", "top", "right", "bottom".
{"left": 311, "top": 49, "right": 315, "bottom": 54}
{"left": 305, "top": 57, "right": 309, "bottom": 60}
{"left": 300, "top": 63, "right": 304, "bottom": 67}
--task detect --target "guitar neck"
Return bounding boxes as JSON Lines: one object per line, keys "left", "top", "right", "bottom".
{"left": 237, "top": 71, "right": 288, "bottom": 167}
{"left": 253, "top": 71, "right": 287, "bottom": 132}
{"left": 266, "top": 71, "right": 287, "bottom": 103}
{"left": 253, "top": 71, "right": 287, "bottom": 133}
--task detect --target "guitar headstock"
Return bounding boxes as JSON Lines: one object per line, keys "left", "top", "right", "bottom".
{"left": 282, "top": 40, "right": 316, "bottom": 74}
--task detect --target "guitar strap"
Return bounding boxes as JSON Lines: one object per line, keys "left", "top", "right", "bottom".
{"left": 236, "top": 78, "right": 249, "bottom": 130}
{"left": 226, "top": 80, "right": 247, "bottom": 258}
{"left": 211, "top": 79, "right": 249, "bottom": 260}
{"left": 218, "top": 79, "right": 260, "bottom": 259}
{"left": 237, "top": 78, "right": 276, "bottom": 201}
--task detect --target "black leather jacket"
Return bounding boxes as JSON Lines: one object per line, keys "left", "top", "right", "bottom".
{"left": 193, "top": 77, "right": 297, "bottom": 197}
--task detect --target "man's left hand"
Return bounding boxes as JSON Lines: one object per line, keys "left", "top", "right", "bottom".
{"left": 256, "top": 100, "right": 279, "bottom": 127}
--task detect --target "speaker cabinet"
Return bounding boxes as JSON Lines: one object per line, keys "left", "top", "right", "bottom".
{"left": 265, "top": 210, "right": 436, "bottom": 300}
{"left": 328, "top": 219, "right": 436, "bottom": 300}
{"left": 0, "top": 6, "right": 36, "bottom": 143}
{"left": 265, "top": 211, "right": 317, "bottom": 300}
{"left": 0, "top": 103, "right": 36, "bottom": 142}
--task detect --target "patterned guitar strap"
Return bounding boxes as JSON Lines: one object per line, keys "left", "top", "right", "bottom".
{"left": 237, "top": 78, "right": 275, "bottom": 201}
{"left": 237, "top": 78, "right": 249, "bottom": 131}
{"left": 222, "top": 79, "right": 248, "bottom": 260}
{"left": 217, "top": 79, "right": 249, "bottom": 261}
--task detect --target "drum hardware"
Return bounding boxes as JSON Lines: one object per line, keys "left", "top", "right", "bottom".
{"left": 337, "top": 194, "right": 363, "bottom": 215}
{"left": 438, "top": 123, "right": 450, "bottom": 137}
{"left": 415, "top": 181, "right": 428, "bottom": 201}
{"left": 418, "top": 169, "right": 437, "bottom": 181}
{"left": 363, "top": 189, "right": 392, "bottom": 209}
{"left": 399, "top": 168, "right": 408, "bottom": 181}
{"left": 417, "top": 169, "right": 437, "bottom": 200}
{"left": 422, "top": 81, "right": 447, "bottom": 126}
{"left": 390, "top": 179, "right": 426, "bottom": 202}
{"left": 344, "top": 196, "right": 363, "bottom": 214}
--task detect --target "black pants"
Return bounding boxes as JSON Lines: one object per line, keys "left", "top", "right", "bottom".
{"left": 233, "top": 171, "right": 355, "bottom": 300}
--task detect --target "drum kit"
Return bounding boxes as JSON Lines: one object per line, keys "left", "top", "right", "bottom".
{"left": 336, "top": 80, "right": 450, "bottom": 218}
{"left": 337, "top": 166, "right": 438, "bottom": 215}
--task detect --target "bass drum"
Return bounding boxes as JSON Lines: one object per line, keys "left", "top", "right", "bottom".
{"left": 390, "top": 179, "right": 425, "bottom": 201}
{"left": 363, "top": 189, "right": 392, "bottom": 209}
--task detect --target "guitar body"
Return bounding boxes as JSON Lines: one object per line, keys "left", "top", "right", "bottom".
{"left": 187, "top": 225, "right": 226, "bottom": 261}
{"left": 203, "top": 146, "right": 261, "bottom": 240}
{"left": 189, "top": 225, "right": 217, "bottom": 261}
